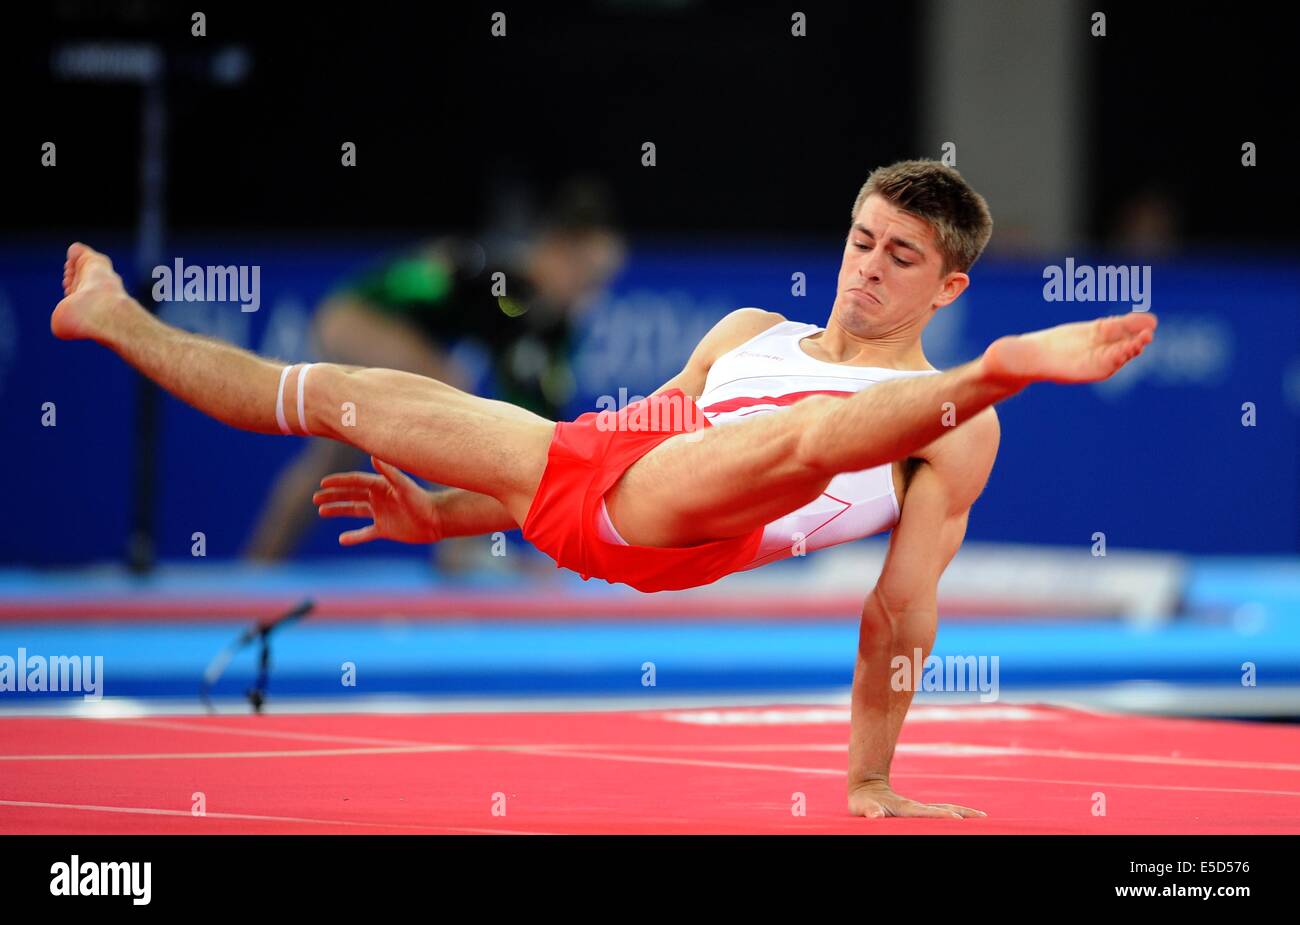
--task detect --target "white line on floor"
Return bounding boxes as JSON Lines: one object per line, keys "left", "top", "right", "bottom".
{"left": 0, "top": 799, "right": 546, "bottom": 834}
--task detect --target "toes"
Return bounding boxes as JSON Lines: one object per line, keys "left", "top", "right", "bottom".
{"left": 67, "top": 242, "right": 108, "bottom": 271}
{"left": 63, "top": 243, "right": 119, "bottom": 293}
{"left": 67, "top": 243, "right": 92, "bottom": 270}
{"left": 1105, "top": 325, "right": 1152, "bottom": 367}
{"left": 1101, "top": 313, "right": 1157, "bottom": 343}
{"left": 1117, "top": 311, "right": 1157, "bottom": 336}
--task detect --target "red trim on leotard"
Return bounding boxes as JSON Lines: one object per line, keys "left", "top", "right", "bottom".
{"left": 700, "top": 389, "right": 853, "bottom": 415}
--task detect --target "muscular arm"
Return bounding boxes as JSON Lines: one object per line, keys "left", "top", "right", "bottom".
{"left": 434, "top": 487, "right": 519, "bottom": 537}
{"left": 847, "top": 409, "right": 1000, "bottom": 802}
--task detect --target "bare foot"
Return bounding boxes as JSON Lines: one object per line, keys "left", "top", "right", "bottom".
{"left": 982, "top": 312, "right": 1157, "bottom": 386}
{"left": 51, "top": 243, "right": 132, "bottom": 341}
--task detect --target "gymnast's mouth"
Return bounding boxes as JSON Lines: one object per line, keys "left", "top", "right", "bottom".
{"left": 847, "top": 287, "right": 881, "bottom": 305}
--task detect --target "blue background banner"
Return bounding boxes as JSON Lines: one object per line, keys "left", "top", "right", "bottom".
{"left": 2, "top": 238, "right": 1296, "bottom": 563}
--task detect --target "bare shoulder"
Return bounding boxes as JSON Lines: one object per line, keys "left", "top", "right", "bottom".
{"left": 702, "top": 307, "right": 786, "bottom": 355}
{"left": 656, "top": 308, "right": 787, "bottom": 398}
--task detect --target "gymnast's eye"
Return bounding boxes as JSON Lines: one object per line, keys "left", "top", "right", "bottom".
{"left": 855, "top": 242, "right": 910, "bottom": 266}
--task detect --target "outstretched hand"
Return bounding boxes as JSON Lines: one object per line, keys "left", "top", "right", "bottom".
{"left": 314, "top": 456, "right": 442, "bottom": 546}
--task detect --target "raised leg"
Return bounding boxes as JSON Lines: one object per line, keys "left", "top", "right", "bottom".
{"left": 609, "top": 313, "right": 1157, "bottom": 547}
{"left": 244, "top": 299, "right": 475, "bottom": 561}
{"left": 52, "top": 243, "right": 554, "bottom": 523}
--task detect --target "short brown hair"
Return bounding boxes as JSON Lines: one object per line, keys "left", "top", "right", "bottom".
{"left": 851, "top": 160, "right": 993, "bottom": 275}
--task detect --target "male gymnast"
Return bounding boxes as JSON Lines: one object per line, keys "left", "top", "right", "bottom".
{"left": 51, "top": 160, "right": 1155, "bottom": 819}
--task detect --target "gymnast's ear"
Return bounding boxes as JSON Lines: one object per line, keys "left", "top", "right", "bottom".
{"left": 932, "top": 272, "right": 969, "bottom": 311}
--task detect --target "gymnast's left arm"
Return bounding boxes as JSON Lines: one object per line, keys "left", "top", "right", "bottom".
{"left": 846, "top": 408, "right": 999, "bottom": 819}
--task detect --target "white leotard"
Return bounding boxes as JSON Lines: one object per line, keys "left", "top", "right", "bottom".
{"left": 597, "top": 319, "right": 941, "bottom": 570}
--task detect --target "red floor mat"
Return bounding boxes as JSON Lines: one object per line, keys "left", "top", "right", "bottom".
{"left": 2, "top": 703, "right": 1298, "bottom": 834}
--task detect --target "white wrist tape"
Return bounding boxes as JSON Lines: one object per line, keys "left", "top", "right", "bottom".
{"left": 275, "top": 365, "right": 294, "bottom": 435}
{"left": 296, "top": 363, "right": 314, "bottom": 437}
{"left": 275, "top": 363, "right": 315, "bottom": 436}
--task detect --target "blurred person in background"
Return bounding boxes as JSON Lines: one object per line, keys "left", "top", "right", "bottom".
{"left": 243, "top": 177, "right": 625, "bottom": 565}
{"left": 1107, "top": 183, "right": 1181, "bottom": 258}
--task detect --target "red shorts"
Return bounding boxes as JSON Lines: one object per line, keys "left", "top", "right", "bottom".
{"left": 522, "top": 389, "right": 765, "bottom": 593}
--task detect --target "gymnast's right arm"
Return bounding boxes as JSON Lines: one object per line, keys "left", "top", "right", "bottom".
{"left": 315, "top": 456, "right": 517, "bottom": 546}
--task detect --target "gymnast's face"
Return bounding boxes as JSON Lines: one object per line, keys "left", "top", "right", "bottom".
{"left": 833, "top": 194, "right": 968, "bottom": 336}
